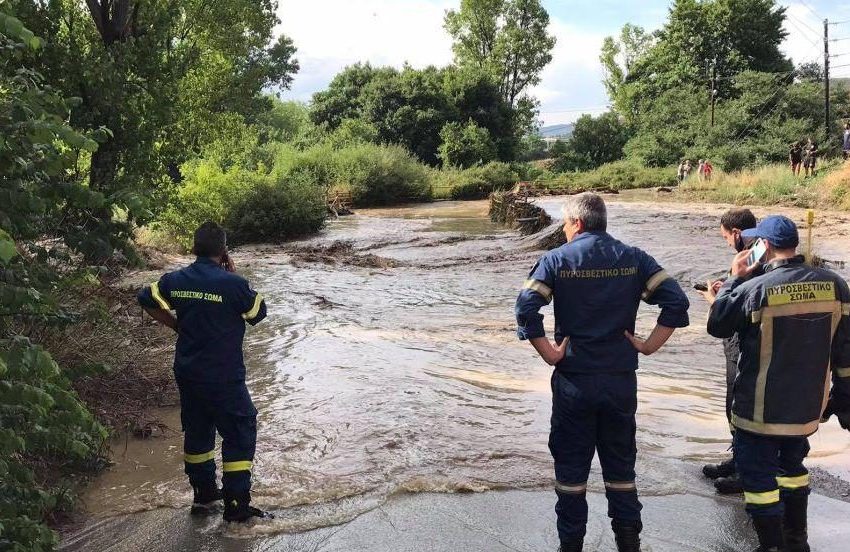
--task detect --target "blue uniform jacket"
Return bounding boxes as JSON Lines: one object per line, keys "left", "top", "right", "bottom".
{"left": 137, "top": 257, "right": 267, "bottom": 383}
{"left": 515, "top": 231, "right": 690, "bottom": 373}
{"left": 708, "top": 256, "right": 850, "bottom": 436}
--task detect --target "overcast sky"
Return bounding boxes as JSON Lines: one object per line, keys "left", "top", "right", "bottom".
{"left": 275, "top": 0, "right": 850, "bottom": 127}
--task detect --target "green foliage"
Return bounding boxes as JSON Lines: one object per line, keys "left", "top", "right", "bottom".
{"left": 329, "top": 143, "right": 432, "bottom": 206}
{"left": 226, "top": 174, "right": 326, "bottom": 244}
{"left": 309, "top": 63, "right": 523, "bottom": 166}
{"left": 1, "top": 15, "right": 109, "bottom": 549}
{"left": 438, "top": 120, "right": 498, "bottom": 168}
{"left": 444, "top": 0, "right": 556, "bottom": 106}
{"left": 551, "top": 113, "right": 630, "bottom": 173}
{"left": 432, "top": 162, "right": 518, "bottom": 200}
{"left": 543, "top": 160, "right": 677, "bottom": 192}
{"left": 10, "top": 0, "right": 299, "bottom": 260}
{"left": 158, "top": 161, "right": 256, "bottom": 249}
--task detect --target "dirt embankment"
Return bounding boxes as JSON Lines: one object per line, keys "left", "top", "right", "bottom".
{"left": 54, "top": 249, "right": 185, "bottom": 435}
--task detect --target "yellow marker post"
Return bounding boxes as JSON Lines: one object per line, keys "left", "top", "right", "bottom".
{"left": 806, "top": 209, "right": 815, "bottom": 265}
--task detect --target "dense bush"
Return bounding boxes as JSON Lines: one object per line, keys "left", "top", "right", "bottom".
{"left": 544, "top": 160, "right": 676, "bottom": 192}
{"left": 332, "top": 143, "right": 432, "bottom": 205}
{"left": 226, "top": 174, "right": 326, "bottom": 243}
{"left": 432, "top": 162, "right": 519, "bottom": 200}
{"left": 158, "top": 161, "right": 257, "bottom": 249}
{"left": 438, "top": 120, "right": 498, "bottom": 168}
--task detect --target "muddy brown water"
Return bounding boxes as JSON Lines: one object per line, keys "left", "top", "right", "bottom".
{"left": 74, "top": 195, "right": 850, "bottom": 540}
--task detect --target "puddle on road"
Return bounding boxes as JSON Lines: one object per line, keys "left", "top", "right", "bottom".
{"left": 77, "top": 195, "right": 850, "bottom": 537}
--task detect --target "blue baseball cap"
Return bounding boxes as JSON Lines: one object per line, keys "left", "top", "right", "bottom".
{"left": 741, "top": 215, "right": 799, "bottom": 249}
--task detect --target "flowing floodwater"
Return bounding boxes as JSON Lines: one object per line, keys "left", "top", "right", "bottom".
{"left": 74, "top": 196, "right": 850, "bottom": 540}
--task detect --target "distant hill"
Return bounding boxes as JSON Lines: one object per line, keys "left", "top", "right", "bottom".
{"left": 539, "top": 124, "right": 574, "bottom": 139}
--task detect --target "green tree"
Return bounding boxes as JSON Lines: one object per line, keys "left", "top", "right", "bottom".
{"left": 1, "top": 12, "right": 108, "bottom": 550}
{"left": 796, "top": 62, "right": 824, "bottom": 83}
{"left": 310, "top": 64, "right": 522, "bottom": 166}
{"left": 550, "top": 139, "right": 569, "bottom": 156}
{"left": 444, "top": 0, "right": 556, "bottom": 106}
{"left": 600, "top": 24, "right": 653, "bottom": 119}
{"left": 13, "top": 0, "right": 298, "bottom": 257}
{"left": 552, "top": 113, "right": 630, "bottom": 172}
{"left": 438, "top": 120, "right": 498, "bottom": 168}
{"left": 605, "top": 0, "right": 792, "bottom": 119}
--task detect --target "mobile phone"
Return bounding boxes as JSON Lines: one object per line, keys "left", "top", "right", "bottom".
{"left": 747, "top": 238, "right": 768, "bottom": 267}
{"left": 693, "top": 282, "right": 708, "bottom": 292}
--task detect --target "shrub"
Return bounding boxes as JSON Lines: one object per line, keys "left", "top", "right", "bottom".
{"left": 331, "top": 143, "right": 432, "bottom": 206}
{"left": 543, "top": 160, "right": 676, "bottom": 193}
{"left": 432, "top": 161, "right": 518, "bottom": 200}
{"left": 158, "top": 161, "right": 256, "bottom": 249}
{"left": 226, "top": 174, "right": 326, "bottom": 244}
{"left": 438, "top": 120, "right": 498, "bottom": 168}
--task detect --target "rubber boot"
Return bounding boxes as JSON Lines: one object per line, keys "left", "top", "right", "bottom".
{"left": 783, "top": 492, "right": 810, "bottom": 552}
{"left": 558, "top": 536, "right": 583, "bottom": 552}
{"left": 223, "top": 492, "right": 275, "bottom": 523}
{"left": 190, "top": 484, "right": 222, "bottom": 515}
{"left": 703, "top": 458, "right": 736, "bottom": 480}
{"left": 612, "top": 519, "right": 641, "bottom": 552}
{"left": 752, "top": 515, "right": 785, "bottom": 552}
{"left": 714, "top": 474, "right": 744, "bottom": 495}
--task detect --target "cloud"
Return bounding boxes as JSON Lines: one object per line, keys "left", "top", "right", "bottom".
{"left": 275, "top": 0, "right": 455, "bottom": 102}
{"left": 530, "top": 18, "right": 610, "bottom": 125}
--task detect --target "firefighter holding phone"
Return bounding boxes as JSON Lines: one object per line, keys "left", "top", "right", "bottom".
{"left": 137, "top": 221, "right": 272, "bottom": 523}
{"left": 708, "top": 215, "right": 850, "bottom": 552}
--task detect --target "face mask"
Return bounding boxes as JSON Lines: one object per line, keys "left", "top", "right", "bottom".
{"left": 734, "top": 233, "right": 746, "bottom": 252}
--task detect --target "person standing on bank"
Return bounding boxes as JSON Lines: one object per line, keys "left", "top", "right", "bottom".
{"left": 700, "top": 208, "right": 758, "bottom": 495}
{"left": 137, "top": 222, "right": 273, "bottom": 523}
{"left": 515, "top": 193, "right": 690, "bottom": 552}
{"left": 708, "top": 215, "right": 850, "bottom": 552}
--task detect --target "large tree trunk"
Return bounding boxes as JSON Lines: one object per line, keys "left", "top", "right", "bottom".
{"left": 85, "top": 0, "right": 139, "bottom": 46}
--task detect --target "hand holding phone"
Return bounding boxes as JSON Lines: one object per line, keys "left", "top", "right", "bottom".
{"left": 221, "top": 251, "right": 236, "bottom": 273}
{"left": 746, "top": 238, "right": 768, "bottom": 268}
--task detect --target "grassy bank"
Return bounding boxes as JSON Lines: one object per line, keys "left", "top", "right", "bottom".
{"left": 679, "top": 159, "right": 849, "bottom": 209}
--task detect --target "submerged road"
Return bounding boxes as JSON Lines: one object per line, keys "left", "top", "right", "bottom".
{"left": 63, "top": 196, "right": 850, "bottom": 551}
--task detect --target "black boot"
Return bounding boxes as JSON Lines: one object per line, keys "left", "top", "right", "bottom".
{"left": 612, "top": 520, "right": 641, "bottom": 552}
{"left": 703, "top": 458, "right": 736, "bottom": 479}
{"left": 558, "top": 536, "right": 583, "bottom": 552}
{"left": 223, "top": 492, "right": 275, "bottom": 523}
{"left": 714, "top": 474, "right": 744, "bottom": 495}
{"left": 752, "top": 515, "right": 785, "bottom": 552}
{"left": 190, "top": 484, "right": 222, "bottom": 515}
{"left": 783, "top": 492, "right": 810, "bottom": 552}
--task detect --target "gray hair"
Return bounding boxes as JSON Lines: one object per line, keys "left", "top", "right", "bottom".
{"left": 562, "top": 192, "right": 607, "bottom": 232}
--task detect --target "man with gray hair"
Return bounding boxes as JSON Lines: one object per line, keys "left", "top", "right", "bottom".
{"left": 515, "top": 193, "right": 690, "bottom": 552}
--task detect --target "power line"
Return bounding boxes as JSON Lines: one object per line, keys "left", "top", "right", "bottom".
{"left": 798, "top": 0, "right": 823, "bottom": 21}
{"left": 787, "top": 16, "right": 822, "bottom": 47}
{"left": 788, "top": 13, "right": 821, "bottom": 40}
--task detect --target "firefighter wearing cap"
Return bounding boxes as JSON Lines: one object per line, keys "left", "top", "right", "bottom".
{"left": 137, "top": 221, "right": 272, "bottom": 522}
{"left": 708, "top": 215, "right": 850, "bottom": 552}
{"left": 515, "top": 193, "right": 690, "bottom": 552}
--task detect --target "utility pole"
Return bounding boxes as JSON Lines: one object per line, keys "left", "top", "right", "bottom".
{"left": 709, "top": 57, "right": 717, "bottom": 127}
{"left": 825, "top": 19, "right": 831, "bottom": 142}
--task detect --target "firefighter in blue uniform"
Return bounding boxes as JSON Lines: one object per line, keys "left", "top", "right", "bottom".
{"left": 708, "top": 215, "right": 850, "bottom": 552}
{"left": 515, "top": 193, "right": 690, "bottom": 552}
{"left": 137, "top": 222, "right": 273, "bottom": 522}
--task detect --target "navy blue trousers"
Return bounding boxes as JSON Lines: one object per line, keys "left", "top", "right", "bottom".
{"left": 734, "top": 429, "right": 810, "bottom": 517}
{"left": 177, "top": 379, "right": 258, "bottom": 495}
{"left": 549, "top": 371, "right": 642, "bottom": 540}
